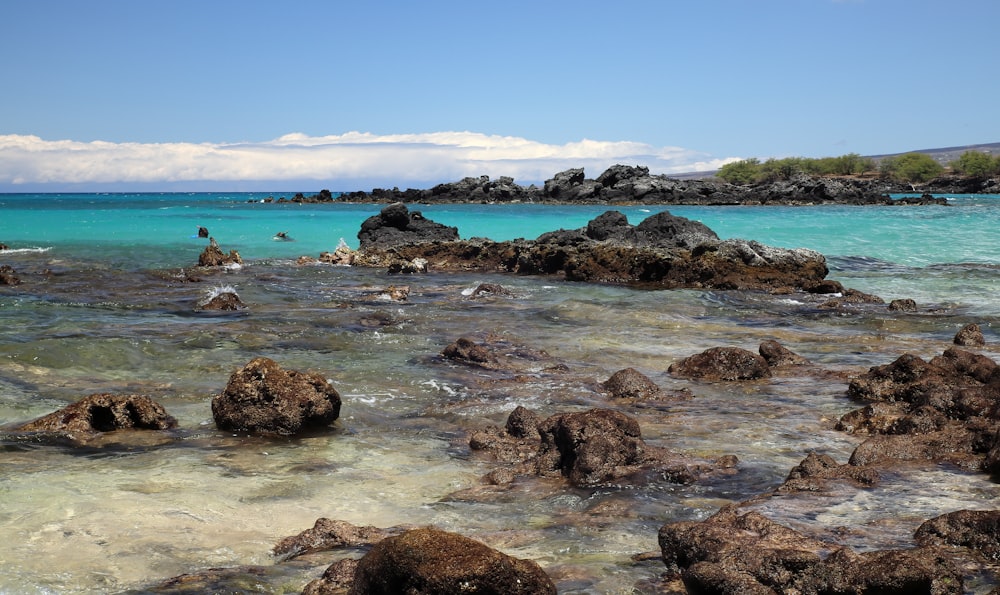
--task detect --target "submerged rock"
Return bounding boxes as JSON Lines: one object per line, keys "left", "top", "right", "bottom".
{"left": 0, "top": 264, "right": 21, "bottom": 285}
{"left": 15, "top": 393, "right": 177, "bottom": 441}
{"left": 211, "top": 357, "right": 341, "bottom": 436}
{"left": 346, "top": 527, "right": 556, "bottom": 595}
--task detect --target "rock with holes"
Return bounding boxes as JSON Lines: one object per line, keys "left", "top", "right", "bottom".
{"left": 14, "top": 393, "right": 177, "bottom": 440}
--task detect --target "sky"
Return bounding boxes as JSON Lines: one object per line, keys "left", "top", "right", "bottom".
{"left": 1, "top": 0, "right": 997, "bottom": 192}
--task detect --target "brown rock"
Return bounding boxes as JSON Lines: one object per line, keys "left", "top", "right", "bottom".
{"left": 915, "top": 509, "right": 1000, "bottom": 561}
{"left": 954, "top": 322, "right": 986, "bottom": 347}
{"left": 273, "top": 518, "right": 401, "bottom": 561}
{"left": 198, "top": 237, "right": 243, "bottom": 267}
{"left": 888, "top": 298, "right": 918, "bottom": 311}
{"left": 535, "top": 408, "right": 648, "bottom": 486}
{"left": 668, "top": 346, "right": 771, "bottom": 381}
{"left": 758, "top": 340, "right": 809, "bottom": 367}
{"left": 16, "top": 393, "right": 177, "bottom": 436}
{"left": 659, "top": 505, "right": 964, "bottom": 595}
{"left": 0, "top": 264, "right": 21, "bottom": 285}
{"left": 211, "top": 357, "right": 341, "bottom": 436}
{"left": 348, "top": 527, "right": 556, "bottom": 595}
{"left": 602, "top": 367, "right": 661, "bottom": 400}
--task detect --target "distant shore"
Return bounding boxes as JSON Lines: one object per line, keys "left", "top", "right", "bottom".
{"left": 258, "top": 165, "right": 997, "bottom": 206}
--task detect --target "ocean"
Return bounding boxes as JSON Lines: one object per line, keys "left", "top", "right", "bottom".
{"left": 2, "top": 193, "right": 1000, "bottom": 593}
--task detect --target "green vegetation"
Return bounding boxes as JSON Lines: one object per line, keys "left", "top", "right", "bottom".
{"left": 717, "top": 153, "right": 876, "bottom": 184}
{"left": 878, "top": 152, "right": 944, "bottom": 184}
{"left": 717, "top": 150, "right": 1000, "bottom": 185}
{"left": 950, "top": 150, "right": 1000, "bottom": 177}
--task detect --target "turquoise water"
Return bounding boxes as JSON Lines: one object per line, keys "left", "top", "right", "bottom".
{"left": 2, "top": 193, "right": 1000, "bottom": 593}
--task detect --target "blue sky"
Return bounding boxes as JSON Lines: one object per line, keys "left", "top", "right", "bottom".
{"left": 1, "top": 0, "right": 997, "bottom": 191}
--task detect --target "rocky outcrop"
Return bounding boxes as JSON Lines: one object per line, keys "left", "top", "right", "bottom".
{"left": 658, "top": 505, "right": 964, "bottom": 595}
{"left": 440, "top": 335, "right": 562, "bottom": 373}
{"left": 357, "top": 202, "right": 459, "bottom": 249}
{"left": 15, "top": 393, "right": 177, "bottom": 439}
{"left": 356, "top": 209, "right": 830, "bottom": 293}
{"left": 836, "top": 348, "right": 1000, "bottom": 471}
{"left": 337, "top": 166, "right": 955, "bottom": 206}
{"left": 211, "top": 357, "right": 341, "bottom": 436}
{"left": 344, "top": 527, "right": 556, "bottom": 595}
{"left": 914, "top": 509, "right": 1000, "bottom": 561}
{"left": 198, "top": 237, "right": 242, "bottom": 267}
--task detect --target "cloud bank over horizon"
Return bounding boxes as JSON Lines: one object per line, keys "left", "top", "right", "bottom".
{"left": 0, "top": 132, "right": 736, "bottom": 192}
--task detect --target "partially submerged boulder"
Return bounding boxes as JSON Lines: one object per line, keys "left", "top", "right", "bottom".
{"left": 836, "top": 348, "right": 1000, "bottom": 470}
{"left": 668, "top": 346, "right": 772, "bottom": 381}
{"left": 346, "top": 527, "right": 556, "bottom": 595}
{"left": 211, "top": 357, "right": 341, "bottom": 436}
{"left": 15, "top": 393, "right": 177, "bottom": 440}
{"left": 198, "top": 237, "right": 243, "bottom": 267}
{"left": 273, "top": 518, "right": 403, "bottom": 562}
{"left": 601, "top": 367, "right": 661, "bottom": 400}
{"left": 659, "top": 505, "right": 964, "bottom": 595}
{"left": 954, "top": 322, "right": 986, "bottom": 347}
{"left": 0, "top": 264, "right": 21, "bottom": 285}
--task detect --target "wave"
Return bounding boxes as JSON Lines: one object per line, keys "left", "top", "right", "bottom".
{"left": 0, "top": 246, "right": 52, "bottom": 254}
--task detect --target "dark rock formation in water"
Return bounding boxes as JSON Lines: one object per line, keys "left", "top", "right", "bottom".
{"left": 198, "top": 237, "right": 242, "bottom": 267}
{"left": 335, "top": 165, "right": 956, "bottom": 206}
{"left": 15, "top": 393, "right": 177, "bottom": 438}
{"left": 658, "top": 505, "right": 964, "bottom": 595}
{"left": 211, "top": 357, "right": 341, "bottom": 436}
{"left": 344, "top": 527, "right": 556, "bottom": 595}
{"left": 358, "top": 202, "right": 459, "bottom": 249}
{"left": 354, "top": 205, "right": 830, "bottom": 293}
{"left": 836, "top": 347, "right": 1000, "bottom": 471}
{"left": 197, "top": 290, "right": 246, "bottom": 312}
{"left": 668, "top": 346, "right": 772, "bottom": 381}
{"left": 440, "top": 334, "right": 562, "bottom": 373}
{"left": 0, "top": 264, "right": 21, "bottom": 285}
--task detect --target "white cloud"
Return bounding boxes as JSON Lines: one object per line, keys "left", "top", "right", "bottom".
{"left": 0, "top": 132, "right": 736, "bottom": 190}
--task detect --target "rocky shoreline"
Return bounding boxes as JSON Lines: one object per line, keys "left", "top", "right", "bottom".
{"left": 257, "top": 164, "right": 1000, "bottom": 206}
{"left": 4, "top": 206, "right": 1000, "bottom": 594}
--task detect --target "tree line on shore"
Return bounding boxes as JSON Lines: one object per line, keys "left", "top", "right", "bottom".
{"left": 717, "top": 149, "right": 1000, "bottom": 185}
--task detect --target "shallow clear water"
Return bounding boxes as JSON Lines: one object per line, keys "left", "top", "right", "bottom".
{"left": 2, "top": 194, "right": 1000, "bottom": 593}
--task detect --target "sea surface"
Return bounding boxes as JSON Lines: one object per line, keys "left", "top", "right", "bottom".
{"left": 2, "top": 192, "right": 1000, "bottom": 593}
